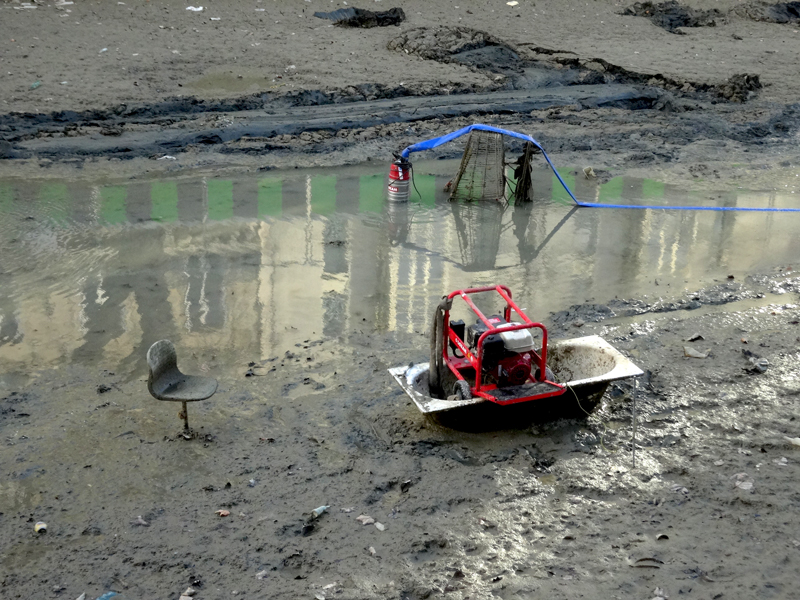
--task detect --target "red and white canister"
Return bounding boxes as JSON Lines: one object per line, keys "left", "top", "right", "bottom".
{"left": 387, "top": 159, "right": 411, "bottom": 202}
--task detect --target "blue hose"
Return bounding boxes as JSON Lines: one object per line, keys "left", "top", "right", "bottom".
{"left": 400, "top": 124, "right": 800, "bottom": 212}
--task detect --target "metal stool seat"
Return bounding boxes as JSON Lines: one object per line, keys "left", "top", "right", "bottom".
{"left": 147, "top": 339, "right": 217, "bottom": 431}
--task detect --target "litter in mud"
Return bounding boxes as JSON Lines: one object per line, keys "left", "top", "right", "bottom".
{"left": 785, "top": 436, "right": 800, "bottom": 446}
{"left": 216, "top": 509, "right": 230, "bottom": 517}
{"left": 313, "top": 7, "right": 405, "bottom": 28}
{"left": 130, "top": 515, "right": 149, "bottom": 527}
{"left": 743, "top": 349, "right": 769, "bottom": 373}
{"left": 310, "top": 505, "right": 329, "bottom": 520}
{"left": 34, "top": 521, "right": 47, "bottom": 533}
{"left": 356, "top": 515, "right": 375, "bottom": 525}
{"left": 683, "top": 346, "right": 709, "bottom": 358}
{"left": 732, "top": 473, "right": 754, "bottom": 490}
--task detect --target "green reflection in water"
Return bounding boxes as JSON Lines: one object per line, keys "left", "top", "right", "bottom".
{"left": 598, "top": 177, "right": 624, "bottom": 204}
{"left": 552, "top": 170, "right": 575, "bottom": 205}
{"left": 38, "top": 183, "right": 69, "bottom": 225}
{"left": 0, "top": 183, "right": 12, "bottom": 214}
{"left": 359, "top": 174, "right": 384, "bottom": 213}
{"left": 412, "top": 174, "right": 436, "bottom": 207}
{"left": 258, "top": 178, "right": 282, "bottom": 218}
{"left": 151, "top": 181, "right": 179, "bottom": 223}
{"left": 311, "top": 176, "right": 336, "bottom": 215}
{"left": 100, "top": 186, "right": 127, "bottom": 225}
{"left": 208, "top": 179, "right": 233, "bottom": 221}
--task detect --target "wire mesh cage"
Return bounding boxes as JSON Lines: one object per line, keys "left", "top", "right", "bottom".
{"left": 446, "top": 131, "right": 506, "bottom": 202}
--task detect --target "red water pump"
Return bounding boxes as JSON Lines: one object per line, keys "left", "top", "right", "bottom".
{"left": 387, "top": 156, "right": 411, "bottom": 202}
{"left": 429, "top": 285, "right": 566, "bottom": 405}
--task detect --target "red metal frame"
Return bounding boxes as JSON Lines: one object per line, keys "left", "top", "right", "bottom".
{"left": 442, "top": 285, "right": 566, "bottom": 405}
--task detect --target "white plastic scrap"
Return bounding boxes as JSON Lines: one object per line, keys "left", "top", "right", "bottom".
{"left": 732, "top": 472, "right": 754, "bottom": 490}
{"left": 256, "top": 570, "right": 268, "bottom": 580}
{"left": 374, "top": 522, "right": 386, "bottom": 531}
{"left": 355, "top": 514, "right": 375, "bottom": 525}
{"left": 186, "top": 6, "right": 203, "bottom": 11}
{"left": 785, "top": 436, "right": 800, "bottom": 447}
{"left": 683, "top": 346, "right": 709, "bottom": 358}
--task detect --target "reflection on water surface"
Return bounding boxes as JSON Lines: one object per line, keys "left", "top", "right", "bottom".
{"left": 0, "top": 162, "right": 798, "bottom": 378}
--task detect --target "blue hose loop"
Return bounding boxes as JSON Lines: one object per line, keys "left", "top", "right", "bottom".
{"left": 400, "top": 124, "right": 800, "bottom": 212}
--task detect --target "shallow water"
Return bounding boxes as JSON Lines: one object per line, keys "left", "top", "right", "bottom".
{"left": 0, "top": 161, "right": 798, "bottom": 380}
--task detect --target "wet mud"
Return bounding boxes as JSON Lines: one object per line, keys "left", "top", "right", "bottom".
{"left": 621, "top": 1, "right": 724, "bottom": 34}
{"left": 3, "top": 2, "right": 800, "bottom": 598}
{"left": 1, "top": 163, "right": 800, "bottom": 598}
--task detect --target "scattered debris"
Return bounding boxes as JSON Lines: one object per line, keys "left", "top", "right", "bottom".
{"left": 683, "top": 346, "right": 709, "bottom": 358}
{"left": 313, "top": 7, "right": 405, "bottom": 27}
{"left": 784, "top": 436, "right": 800, "bottom": 447}
{"left": 583, "top": 166, "right": 596, "bottom": 179}
{"left": 653, "top": 587, "right": 669, "bottom": 600}
{"left": 179, "top": 587, "right": 197, "bottom": 600}
{"left": 340, "top": 507, "right": 354, "bottom": 513}
{"left": 29, "top": 81, "right": 41, "bottom": 90}
{"left": 356, "top": 514, "right": 375, "bottom": 525}
{"left": 34, "top": 521, "right": 47, "bottom": 533}
{"left": 95, "top": 593, "right": 118, "bottom": 600}
{"left": 774, "top": 456, "right": 789, "bottom": 466}
{"left": 670, "top": 484, "right": 689, "bottom": 494}
{"left": 656, "top": 533, "right": 670, "bottom": 540}
{"left": 216, "top": 509, "right": 230, "bottom": 517}
{"left": 368, "top": 546, "right": 377, "bottom": 555}
{"left": 743, "top": 349, "right": 769, "bottom": 373}
{"left": 400, "top": 480, "right": 412, "bottom": 493}
{"left": 248, "top": 478, "right": 256, "bottom": 487}
{"left": 130, "top": 515, "right": 149, "bottom": 527}
{"left": 685, "top": 333, "right": 704, "bottom": 341}
{"left": 75, "top": 594, "right": 86, "bottom": 600}
{"left": 375, "top": 522, "right": 386, "bottom": 531}
{"left": 631, "top": 557, "right": 664, "bottom": 568}
{"left": 256, "top": 570, "right": 268, "bottom": 580}
{"left": 732, "top": 472, "right": 754, "bottom": 490}
{"left": 310, "top": 505, "right": 330, "bottom": 520}
{"left": 186, "top": 6, "right": 203, "bottom": 11}
{"left": 157, "top": 155, "right": 177, "bottom": 160}
{"left": 507, "top": 1, "right": 519, "bottom": 5}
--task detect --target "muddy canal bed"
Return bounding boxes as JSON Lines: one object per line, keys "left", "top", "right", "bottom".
{"left": 1, "top": 164, "right": 800, "bottom": 599}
